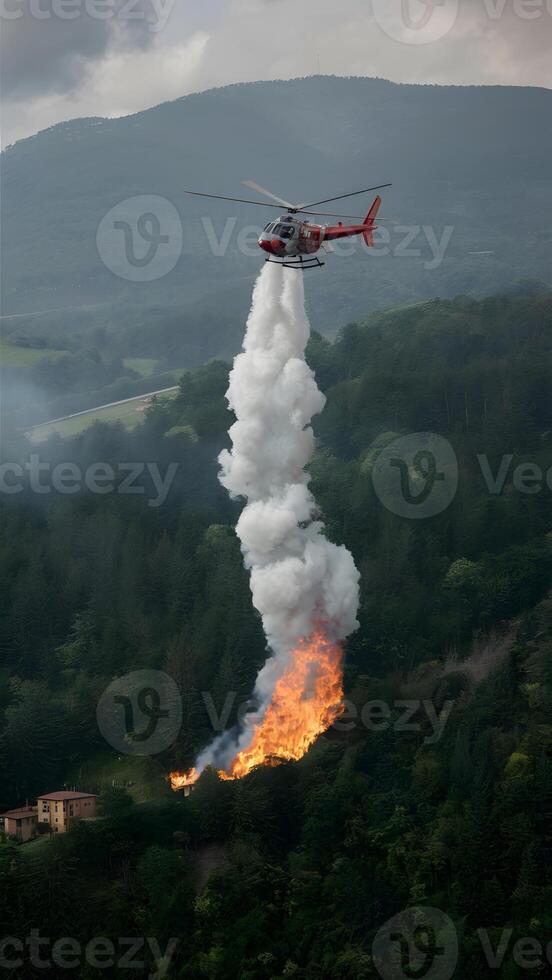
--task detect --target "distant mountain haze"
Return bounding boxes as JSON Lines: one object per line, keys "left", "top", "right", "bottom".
{"left": 2, "top": 76, "right": 551, "bottom": 365}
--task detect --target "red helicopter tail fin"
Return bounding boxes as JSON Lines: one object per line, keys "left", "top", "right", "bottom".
{"left": 362, "top": 195, "right": 382, "bottom": 247}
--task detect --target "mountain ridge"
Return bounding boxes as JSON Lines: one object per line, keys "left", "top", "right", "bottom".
{"left": 6, "top": 74, "right": 551, "bottom": 152}
{"left": 2, "top": 75, "right": 551, "bottom": 366}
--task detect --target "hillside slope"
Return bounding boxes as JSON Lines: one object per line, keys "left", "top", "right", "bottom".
{"left": 2, "top": 290, "right": 552, "bottom": 977}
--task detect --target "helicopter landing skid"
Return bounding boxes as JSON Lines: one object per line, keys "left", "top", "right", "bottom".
{"left": 265, "top": 255, "right": 325, "bottom": 270}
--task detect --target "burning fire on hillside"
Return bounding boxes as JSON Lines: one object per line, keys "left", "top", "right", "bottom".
{"left": 170, "top": 769, "right": 200, "bottom": 792}
{"left": 169, "top": 630, "right": 344, "bottom": 790}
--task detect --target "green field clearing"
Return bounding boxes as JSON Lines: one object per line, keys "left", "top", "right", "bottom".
{"left": 0, "top": 342, "right": 63, "bottom": 367}
{"left": 123, "top": 357, "right": 160, "bottom": 377}
{"left": 65, "top": 754, "right": 173, "bottom": 804}
{"left": 29, "top": 388, "right": 179, "bottom": 443}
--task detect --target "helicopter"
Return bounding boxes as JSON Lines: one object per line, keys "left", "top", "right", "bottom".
{"left": 185, "top": 180, "right": 392, "bottom": 269}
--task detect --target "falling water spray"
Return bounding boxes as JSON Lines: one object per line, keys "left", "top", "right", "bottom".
{"left": 171, "top": 264, "right": 360, "bottom": 787}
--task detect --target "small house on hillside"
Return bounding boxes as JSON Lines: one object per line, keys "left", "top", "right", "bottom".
{"left": 0, "top": 806, "right": 38, "bottom": 843}
{"left": 37, "top": 791, "right": 97, "bottom": 833}
{"left": 1, "top": 790, "right": 97, "bottom": 842}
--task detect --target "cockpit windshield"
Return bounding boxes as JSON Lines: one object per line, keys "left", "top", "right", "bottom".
{"left": 271, "top": 223, "right": 296, "bottom": 239}
{"left": 264, "top": 221, "right": 297, "bottom": 239}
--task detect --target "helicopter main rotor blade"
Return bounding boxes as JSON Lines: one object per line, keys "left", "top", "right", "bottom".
{"left": 242, "top": 180, "right": 297, "bottom": 210}
{"left": 184, "top": 190, "right": 285, "bottom": 210}
{"left": 184, "top": 189, "right": 397, "bottom": 221}
{"left": 297, "top": 183, "right": 392, "bottom": 210}
{"left": 299, "top": 209, "right": 396, "bottom": 221}
{"left": 297, "top": 210, "right": 363, "bottom": 219}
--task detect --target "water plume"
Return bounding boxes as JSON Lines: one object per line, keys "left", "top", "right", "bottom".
{"left": 170, "top": 263, "right": 359, "bottom": 788}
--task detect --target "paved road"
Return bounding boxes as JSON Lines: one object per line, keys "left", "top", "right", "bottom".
{"left": 31, "top": 386, "right": 180, "bottom": 431}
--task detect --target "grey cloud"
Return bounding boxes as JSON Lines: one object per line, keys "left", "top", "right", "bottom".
{"left": 1, "top": 19, "right": 109, "bottom": 100}
{"left": 0, "top": 0, "right": 160, "bottom": 102}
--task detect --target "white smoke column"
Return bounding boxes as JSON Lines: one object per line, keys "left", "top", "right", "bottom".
{"left": 195, "top": 263, "right": 360, "bottom": 774}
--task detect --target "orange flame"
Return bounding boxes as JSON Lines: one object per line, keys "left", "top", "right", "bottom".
{"left": 169, "top": 768, "right": 199, "bottom": 791}
{"left": 169, "top": 630, "right": 344, "bottom": 790}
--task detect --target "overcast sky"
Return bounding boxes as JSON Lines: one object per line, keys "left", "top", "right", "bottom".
{"left": 1, "top": 0, "right": 551, "bottom": 146}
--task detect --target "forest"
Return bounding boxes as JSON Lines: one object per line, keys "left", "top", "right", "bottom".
{"left": 1, "top": 287, "right": 552, "bottom": 978}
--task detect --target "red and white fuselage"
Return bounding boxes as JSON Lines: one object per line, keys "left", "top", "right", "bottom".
{"left": 258, "top": 195, "right": 382, "bottom": 262}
